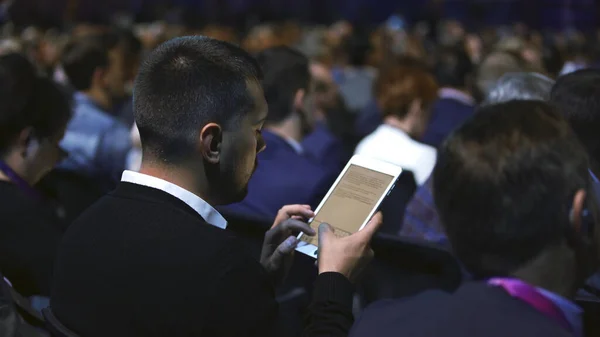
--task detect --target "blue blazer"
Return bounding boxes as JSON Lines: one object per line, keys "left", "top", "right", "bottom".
{"left": 220, "top": 131, "right": 338, "bottom": 220}
{"left": 421, "top": 98, "right": 475, "bottom": 149}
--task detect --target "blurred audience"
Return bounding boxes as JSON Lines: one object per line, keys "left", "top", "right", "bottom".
{"left": 423, "top": 45, "right": 475, "bottom": 148}
{"left": 355, "top": 65, "right": 438, "bottom": 185}
{"left": 401, "top": 72, "right": 556, "bottom": 244}
{"left": 58, "top": 36, "right": 132, "bottom": 190}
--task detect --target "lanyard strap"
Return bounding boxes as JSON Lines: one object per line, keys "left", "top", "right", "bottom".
{"left": 488, "top": 278, "right": 572, "bottom": 333}
{"left": 0, "top": 160, "right": 41, "bottom": 201}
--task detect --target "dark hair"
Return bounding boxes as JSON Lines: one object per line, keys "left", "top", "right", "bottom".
{"left": 434, "top": 101, "right": 588, "bottom": 278}
{"left": 133, "top": 36, "right": 263, "bottom": 163}
{"left": 255, "top": 46, "right": 310, "bottom": 124}
{"left": 551, "top": 69, "right": 600, "bottom": 171}
{"left": 434, "top": 45, "right": 473, "bottom": 88}
{"left": 342, "top": 31, "right": 372, "bottom": 67}
{"left": 0, "top": 54, "right": 72, "bottom": 155}
{"left": 61, "top": 40, "right": 109, "bottom": 91}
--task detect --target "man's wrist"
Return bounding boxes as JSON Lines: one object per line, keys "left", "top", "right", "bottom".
{"left": 313, "top": 272, "right": 354, "bottom": 308}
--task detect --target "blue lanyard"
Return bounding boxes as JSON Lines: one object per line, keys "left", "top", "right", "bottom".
{"left": 0, "top": 161, "right": 41, "bottom": 201}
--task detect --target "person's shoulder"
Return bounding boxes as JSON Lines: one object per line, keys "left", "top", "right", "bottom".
{"left": 351, "top": 290, "right": 450, "bottom": 337}
{"left": 412, "top": 140, "right": 437, "bottom": 159}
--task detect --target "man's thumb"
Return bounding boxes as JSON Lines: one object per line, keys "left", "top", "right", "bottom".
{"left": 318, "top": 223, "right": 334, "bottom": 243}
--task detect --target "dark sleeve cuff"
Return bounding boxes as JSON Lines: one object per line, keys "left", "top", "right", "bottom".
{"left": 312, "top": 272, "right": 354, "bottom": 309}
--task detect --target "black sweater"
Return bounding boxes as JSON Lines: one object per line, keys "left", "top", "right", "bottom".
{"left": 51, "top": 182, "right": 354, "bottom": 337}
{"left": 0, "top": 181, "right": 63, "bottom": 297}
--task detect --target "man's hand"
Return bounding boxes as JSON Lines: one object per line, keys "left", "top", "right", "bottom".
{"left": 317, "top": 212, "right": 383, "bottom": 282}
{"left": 260, "top": 205, "right": 316, "bottom": 285}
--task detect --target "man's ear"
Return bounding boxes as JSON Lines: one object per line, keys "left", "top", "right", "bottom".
{"left": 93, "top": 67, "right": 107, "bottom": 87}
{"left": 570, "top": 189, "right": 587, "bottom": 233}
{"left": 199, "top": 123, "right": 222, "bottom": 164}
{"left": 408, "top": 98, "right": 423, "bottom": 118}
{"left": 293, "top": 89, "right": 306, "bottom": 111}
{"left": 17, "top": 127, "right": 35, "bottom": 158}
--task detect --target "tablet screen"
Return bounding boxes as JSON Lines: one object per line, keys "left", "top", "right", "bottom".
{"left": 300, "top": 164, "right": 394, "bottom": 246}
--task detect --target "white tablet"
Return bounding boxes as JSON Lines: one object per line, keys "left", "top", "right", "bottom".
{"left": 295, "top": 155, "right": 403, "bottom": 258}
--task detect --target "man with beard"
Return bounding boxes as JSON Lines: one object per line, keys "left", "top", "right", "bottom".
{"left": 221, "top": 46, "right": 340, "bottom": 220}
{"left": 50, "top": 36, "right": 379, "bottom": 337}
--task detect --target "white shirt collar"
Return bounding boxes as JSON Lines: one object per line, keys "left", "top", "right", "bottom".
{"left": 121, "top": 170, "right": 227, "bottom": 229}
{"left": 438, "top": 88, "right": 475, "bottom": 106}
{"left": 284, "top": 137, "right": 304, "bottom": 154}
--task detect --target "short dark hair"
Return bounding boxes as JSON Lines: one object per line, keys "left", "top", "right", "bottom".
{"left": 434, "top": 45, "right": 473, "bottom": 88}
{"left": 62, "top": 40, "right": 109, "bottom": 91}
{"left": 551, "top": 69, "right": 600, "bottom": 171}
{"left": 133, "top": 36, "right": 263, "bottom": 163}
{"left": 0, "top": 54, "right": 72, "bottom": 155}
{"left": 255, "top": 46, "right": 310, "bottom": 124}
{"left": 434, "top": 101, "right": 589, "bottom": 278}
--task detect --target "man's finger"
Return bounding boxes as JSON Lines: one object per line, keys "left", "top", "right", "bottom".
{"left": 280, "top": 219, "right": 316, "bottom": 236}
{"left": 356, "top": 212, "right": 383, "bottom": 239}
{"left": 269, "top": 236, "right": 298, "bottom": 270}
{"left": 273, "top": 205, "right": 315, "bottom": 227}
{"left": 317, "top": 222, "right": 335, "bottom": 245}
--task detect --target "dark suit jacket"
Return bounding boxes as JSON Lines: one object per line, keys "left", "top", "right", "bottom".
{"left": 0, "top": 181, "right": 63, "bottom": 297}
{"left": 221, "top": 130, "right": 338, "bottom": 219}
{"left": 421, "top": 97, "right": 475, "bottom": 149}
{"left": 302, "top": 123, "right": 345, "bottom": 173}
{"left": 350, "top": 282, "right": 573, "bottom": 337}
{"left": 51, "top": 182, "right": 354, "bottom": 337}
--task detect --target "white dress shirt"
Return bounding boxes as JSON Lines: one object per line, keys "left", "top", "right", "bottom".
{"left": 355, "top": 125, "right": 437, "bottom": 185}
{"left": 121, "top": 170, "right": 227, "bottom": 229}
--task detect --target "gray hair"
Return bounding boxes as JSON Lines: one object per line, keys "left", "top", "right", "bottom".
{"left": 482, "top": 72, "right": 555, "bottom": 106}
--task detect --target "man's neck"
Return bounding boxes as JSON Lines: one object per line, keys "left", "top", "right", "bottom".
{"left": 0, "top": 153, "right": 27, "bottom": 183}
{"left": 383, "top": 116, "right": 413, "bottom": 137}
{"left": 511, "top": 243, "right": 578, "bottom": 298}
{"left": 138, "top": 162, "right": 214, "bottom": 205}
{"left": 265, "top": 114, "right": 303, "bottom": 143}
{"left": 83, "top": 87, "right": 112, "bottom": 112}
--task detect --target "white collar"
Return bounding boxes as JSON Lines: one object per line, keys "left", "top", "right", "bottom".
{"left": 438, "top": 88, "right": 475, "bottom": 106}
{"left": 121, "top": 170, "right": 227, "bottom": 229}
{"left": 284, "top": 137, "right": 304, "bottom": 154}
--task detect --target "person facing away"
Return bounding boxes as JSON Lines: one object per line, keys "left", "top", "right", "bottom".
{"left": 422, "top": 45, "right": 475, "bottom": 149}
{"left": 221, "top": 46, "right": 340, "bottom": 219}
{"left": 352, "top": 100, "right": 598, "bottom": 337}
{"left": 0, "top": 53, "right": 72, "bottom": 297}
{"left": 51, "top": 36, "right": 381, "bottom": 337}
{"left": 58, "top": 33, "right": 132, "bottom": 190}
{"left": 400, "top": 72, "right": 556, "bottom": 245}
{"left": 354, "top": 64, "right": 439, "bottom": 185}
{"left": 550, "top": 69, "right": 600, "bottom": 294}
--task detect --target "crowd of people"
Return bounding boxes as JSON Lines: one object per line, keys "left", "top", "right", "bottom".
{"left": 1, "top": 10, "right": 600, "bottom": 337}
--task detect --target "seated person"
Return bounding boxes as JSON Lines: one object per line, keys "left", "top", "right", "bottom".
{"left": 422, "top": 46, "right": 475, "bottom": 148}
{"left": 51, "top": 36, "right": 378, "bottom": 337}
{"left": 221, "top": 47, "right": 340, "bottom": 219}
{"left": 354, "top": 65, "right": 438, "bottom": 185}
{"left": 58, "top": 35, "right": 132, "bottom": 190}
{"left": 401, "top": 72, "right": 555, "bottom": 244}
{"left": 0, "top": 54, "right": 72, "bottom": 297}
{"left": 351, "top": 100, "right": 596, "bottom": 337}
{"left": 550, "top": 69, "right": 600, "bottom": 295}
{"left": 302, "top": 62, "right": 353, "bottom": 172}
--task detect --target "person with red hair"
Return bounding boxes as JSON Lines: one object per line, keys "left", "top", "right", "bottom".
{"left": 354, "top": 65, "right": 438, "bottom": 185}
